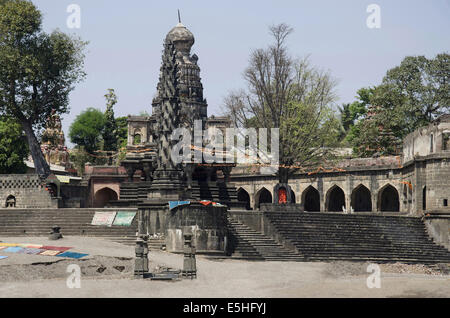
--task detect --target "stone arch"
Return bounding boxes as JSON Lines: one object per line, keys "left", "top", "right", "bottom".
{"left": 302, "top": 185, "right": 320, "bottom": 212}
{"left": 94, "top": 187, "right": 118, "bottom": 208}
{"left": 291, "top": 190, "right": 296, "bottom": 204}
{"left": 47, "top": 183, "right": 58, "bottom": 198}
{"left": 351, "top": 184, "right": 372, "bottom": 212}
{"left": 237, "top": 187, "right": 251, "bottom": 210}
{"left": 326, "top": 185, "right": 346, "bottom": 212}
{"left": 133, "top": 133, "right": 142, "bottom": 145}
{"left": 5, "top": 195, "right": 16, "bottom": 208}
{"left": 255, "top": 187, "right": 272, "bottom": 209}
{"left": 378, "top": 184, "right": 400, "bottom": 212}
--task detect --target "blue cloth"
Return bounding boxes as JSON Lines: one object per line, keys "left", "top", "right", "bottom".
{"left": 169, "top": 201, "right": 191, "bottom": 210}
{"left": 56, "top": 252, "right": 89, "bottom": 259}
{"left": 0, "top": 256, "right": 7, "bottom": 260}
{"left": 3, "top": 247, "right": 24, "bottom": 253}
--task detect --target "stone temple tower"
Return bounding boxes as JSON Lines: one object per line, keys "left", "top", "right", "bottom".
{"left": 153, "top": 22, "right": 208, "bottom": 127}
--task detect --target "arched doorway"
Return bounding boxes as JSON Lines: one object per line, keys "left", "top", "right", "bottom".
{"left": 423, "top": 186, "right": 427, "bottom": 211}
{"left": 255, "top": 187, "right": 272, "bottom": 209}
{"left": 5, "top": 195, "right": 16, "bottom": 208}
{"left": 326, "top": 185, "right": 346, "bottom": 212}
{"left": 94, "top": 187, "right": 118, "bottom": 208}
{"left": 302, "top": 186, "right": 320, "bottom": 212}
{"left": 351, "top": 184, "right": 372, "bottom": 212}
{"left": 237, "top": 188, "right": 251, "bottom": 210}
{"left": 47, "top": 183, "right": 58, "bottom": 198}
{"left": 378, "top": 184, "right": 400, "bottom": 212}
{"left": 291, "top": 190, "right": 296, "bottom": 204}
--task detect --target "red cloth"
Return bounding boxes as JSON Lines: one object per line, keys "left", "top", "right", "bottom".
{"left": 41, "top": 246, "right": 72, "bottom": 252}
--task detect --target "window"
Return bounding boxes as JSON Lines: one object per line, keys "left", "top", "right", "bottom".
{"left": 444, "top": 199, "right": 448, "bottom": 207}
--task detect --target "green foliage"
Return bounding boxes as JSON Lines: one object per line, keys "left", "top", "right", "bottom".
{"left": 102, "top": 89, "right": 118, "bottom": 151}
{"left": 115, "top": 116, "right": 128, "bottom": 164}
{"left": 69, "top": 146, "right": 89, "bottom": 176}
{"left": 69, "top": 108, "right": 105, "bottom": 154}
{"left": 0, "top": 0, "right": 87, "bottom": 176}
{"left": 346, "top": 53, "right": 449, "bottom": 157}
{"left": 0, "top": 116, "right": 28, "bottom": 173}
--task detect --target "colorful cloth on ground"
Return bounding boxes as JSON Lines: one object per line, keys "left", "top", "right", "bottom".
{"left": 113, "top": 211, "right": 137, "bottom": 226}
{"left": 199, "top": 200, "right": 213, "bottom": 206}
{"left": 0, "top": 256, "right": 7, "bottom": 260}
{"left": 91, "top": 211, "right": 117, "bottom": 226}
{"left": 3, "top": 247, "right": 24, "bottom": 253}
{"left": 56, "top": 251, "right": 88, "bottom": 259}
{"left": 18, "top": 248, "right": 45, "bottom": 255}
{"left": 41, "top": 246, "right": 72, "bottom": 252}
{"left": 0, "top": 243, "right": 19, "bottom": 247}
{"left": 39, "top": 250, "right": 62, "bottom": 256}
{"left": 169, "top": 201, "right": 191, "bottom": 210}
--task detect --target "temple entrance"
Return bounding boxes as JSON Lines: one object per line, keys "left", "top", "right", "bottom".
{"left": 94, "top": 187, "right": 118, "bottom": 208}
{"left": 255, "top": 188, "right": 272, "bottom": 209}
{"left": 5, "top": 195, "right": 16, "bottom": 208}
{"left": 351, "top": 185, "right": 372, "bottom": 212}
{"left": 237, "top": 188, "right": 251, "bottom": 210}
{"left": 302, "top": 186, "right": 320, "bottom": 212}
{"left": 326, "top": 185, "right": 346, "bottom": 212}
{"left": 379, "top": 184, "right": 400, "bottom": 212}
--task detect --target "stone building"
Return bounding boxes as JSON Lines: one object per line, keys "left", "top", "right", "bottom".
{"left": 231, "top": 116, "right": 450, "bottom": 216}
{"left": 0, "top": 174, "right": 57, "bottom": 208}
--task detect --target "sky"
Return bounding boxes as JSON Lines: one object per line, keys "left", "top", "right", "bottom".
{"left": 31, "top": 0, "right": 450, "bottom": 147}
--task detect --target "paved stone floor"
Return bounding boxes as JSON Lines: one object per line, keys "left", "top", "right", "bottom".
{"left": 0, "top": 236, "right": 448, "bottom": 298}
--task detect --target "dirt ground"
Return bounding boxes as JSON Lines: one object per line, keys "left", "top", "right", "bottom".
{"left": 0, "top": 236, "right": 448, "bottom": 298}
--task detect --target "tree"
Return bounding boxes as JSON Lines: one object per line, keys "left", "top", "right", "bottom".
{"left": 102, "top": 88, "right": 118, "bottom": 152}
{"left": 224, "top": 24, "right": 340, "bottom": 183}
{"left": 69, "top": 108, "right": 105, "bottom": 155}
{"left": 347, "top": 53, "right": 449, "bottom": 157}
{"left": 0, "top": 116, "right": 28, "bottom": 173}
{"left": 379, "top": 53, "right": 449, "bottom": 136}
{"left": 0, "top": 0, "right": 86, "bottom": 178}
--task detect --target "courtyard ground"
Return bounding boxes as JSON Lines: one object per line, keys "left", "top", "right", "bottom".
{"left": 0, "top": 236, "right": 448, "bottom": 298}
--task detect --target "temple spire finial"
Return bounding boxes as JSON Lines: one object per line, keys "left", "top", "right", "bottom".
{"left": 178, "top": 9, "right": 181, "bottom": 24}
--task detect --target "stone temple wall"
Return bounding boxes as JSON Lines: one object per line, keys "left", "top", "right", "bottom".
{"left": 0, "top": 175, "right": 57, "bottom": 209}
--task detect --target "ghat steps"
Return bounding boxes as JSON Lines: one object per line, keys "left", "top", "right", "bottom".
{"left": 227, "top": 212, "right": 450, "bottom": 264}
{"left": 226, "top": 216, "right": 305, "bottom": 261}
{"left": 0, "top": 209, "right": 138, "bottom": 246}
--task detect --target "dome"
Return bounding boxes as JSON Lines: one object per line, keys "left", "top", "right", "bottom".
{"left": 165, "top": 23, "right": 195, "bottom": 53}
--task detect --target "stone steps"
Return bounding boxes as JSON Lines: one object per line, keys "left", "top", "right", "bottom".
{"left": 263, "top": 212, "right": 450, "bottom": 263}
{"left": 0, "top": 209, "right": 138, "bottom": 246}
{"left": 227, "top": 217, "right": 305, "bottom": 261}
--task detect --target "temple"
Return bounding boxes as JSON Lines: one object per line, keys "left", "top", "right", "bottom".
{"left": 114, "top": 22, "right": 239, "bottom": 209}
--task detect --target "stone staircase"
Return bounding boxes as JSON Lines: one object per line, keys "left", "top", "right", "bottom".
{"left": 0, "top": 209, "right": 138, "bottom": 246}
{"left": 260, "top": 212, "right": 450, "bottom": 264}
{"left": 226, "top": 216, "right": 305, "bottom": 261}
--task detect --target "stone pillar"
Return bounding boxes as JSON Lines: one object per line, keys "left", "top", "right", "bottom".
{"left": 182, "top": 230, "right": 197, "bottom": 279}
{"left": 134, "top": 235, "right": 149, "bottom": 278}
